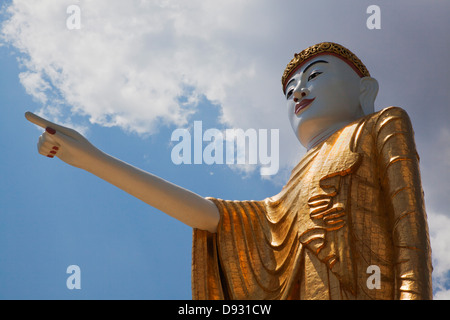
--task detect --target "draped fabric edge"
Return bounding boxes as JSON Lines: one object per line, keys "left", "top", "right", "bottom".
{"left": 192, "top": 198, "right": 305, "bottom": 300}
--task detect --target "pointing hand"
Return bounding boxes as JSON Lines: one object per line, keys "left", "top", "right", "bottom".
{"left": 25, "top": 111, "right": 220, "bottom": 232}
{"left": 25, "top": 112, "right": 101, "bottom": 169}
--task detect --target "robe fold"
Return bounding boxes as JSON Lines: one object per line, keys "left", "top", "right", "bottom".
{"left": 192, "top": 107, "right": 432, "bottom": 300}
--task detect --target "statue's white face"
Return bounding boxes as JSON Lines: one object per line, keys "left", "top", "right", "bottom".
{"left": 285, "top": 55, "right": 365, "bottom": 149}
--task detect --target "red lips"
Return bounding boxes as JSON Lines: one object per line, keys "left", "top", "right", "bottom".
{"left": 295, "top": 98, "right": 315, "bottom": 114}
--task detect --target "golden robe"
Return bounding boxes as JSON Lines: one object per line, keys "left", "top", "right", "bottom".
{"left": 192, "top": 107, "right": 433, "bottom": 300}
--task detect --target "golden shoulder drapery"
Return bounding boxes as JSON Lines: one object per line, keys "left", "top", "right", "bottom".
{"left": 192, "top": 107, "right": 432, "bottom": 300}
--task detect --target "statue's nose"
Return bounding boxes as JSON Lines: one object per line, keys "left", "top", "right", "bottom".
{"left": 293, "top": 91, "right": 306, "bottom": 102}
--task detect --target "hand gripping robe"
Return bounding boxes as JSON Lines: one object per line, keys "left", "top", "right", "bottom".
{"left": 192, "top": 106, "right": 432, "bottom": 300}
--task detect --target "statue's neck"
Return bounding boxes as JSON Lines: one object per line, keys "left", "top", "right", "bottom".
{"left": 307, "top": 120, "right": 353, "bottom": 150}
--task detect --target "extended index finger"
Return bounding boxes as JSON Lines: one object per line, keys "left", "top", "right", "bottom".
{"left": 25, "top": 111, "right": 56, "bottom": 129}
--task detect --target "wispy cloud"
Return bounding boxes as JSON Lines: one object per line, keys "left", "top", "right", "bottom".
{"left": 428, "top": 210, "right": 450, "bottom": 299}
{"left": 1, "top": 0, "right": 261, "bottom": 134}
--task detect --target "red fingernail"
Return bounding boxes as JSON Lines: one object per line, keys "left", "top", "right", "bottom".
{"left": 46, "top": 127, "right": 56, "bottom": 135}
{"left": 47, "top": 155, "right": 54, "bottom": 158}
{"left": 52, "top": 146, "right": 59, "bottom": 151}
{"left": 50, "top": 151, "right": 57, "bottom": 155}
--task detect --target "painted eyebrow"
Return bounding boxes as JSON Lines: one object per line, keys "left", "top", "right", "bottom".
{"left": 285, "top": 60, "right": 329, "bottom": 92}
{"left": 285, "top": 78, "right": 296, "bottom": 91}
{"left": 303, "top": 59, "right": 328, "bottom": 74}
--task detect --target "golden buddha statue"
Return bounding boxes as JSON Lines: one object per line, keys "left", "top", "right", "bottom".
{"left": 192, "top": 42, "right": 433, "bottom": 300}
{"left": 26, "top": 42, "right": 432, "bottom": 300}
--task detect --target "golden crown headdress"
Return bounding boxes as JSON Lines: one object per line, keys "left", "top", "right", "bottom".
{"left": 281, "top": 42, "right": 371, "bottom": 93}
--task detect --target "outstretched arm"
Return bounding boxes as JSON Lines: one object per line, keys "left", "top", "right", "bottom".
{"left": 25, "top": 112, "right": 220, "bottom": 233}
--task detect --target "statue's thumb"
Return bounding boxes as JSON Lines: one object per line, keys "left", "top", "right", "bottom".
{"left": 45, "top": 126, "right": 73, "bottom": 146}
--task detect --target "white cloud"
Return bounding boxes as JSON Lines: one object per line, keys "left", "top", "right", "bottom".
{"left": 1, "top": 0, "right": 302, "bottom": 180}
{"left": 18, "top": 71, "right": 51, "bottom": 104}
{"left": 434, "top": 289, "right": 450, "bottom": 300}
{"left": 428, "top": 210, "right": 450, "bottom": 299}
{"left": 1, "top": 0, "right": 260, "bottom": 133}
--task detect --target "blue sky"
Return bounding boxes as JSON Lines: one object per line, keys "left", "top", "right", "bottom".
{"left": 1, "top": 0, "right": 449, "bottom": 299}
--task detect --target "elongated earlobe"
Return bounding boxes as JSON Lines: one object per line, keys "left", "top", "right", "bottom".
{"left": 359, "top": 77, "right": 379, "bottom": 115}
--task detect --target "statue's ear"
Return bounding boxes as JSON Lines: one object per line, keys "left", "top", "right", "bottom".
{"left": 359, "top": 77, "right": 379, "bottom": 115}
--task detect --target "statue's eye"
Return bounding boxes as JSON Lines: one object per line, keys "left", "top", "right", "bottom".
{"left": 286, "top": 89, "right": 294, "bottom": 99}
{"left": 308, "top": 71, "right": 322, "bottom": 82}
